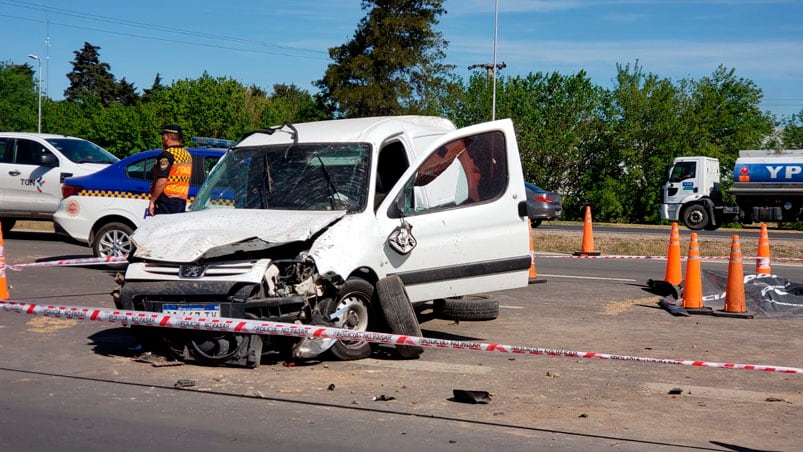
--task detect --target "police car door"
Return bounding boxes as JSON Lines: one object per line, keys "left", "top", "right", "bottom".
{"left": 375, "top": 119, "right": 531, "bottom": 303}
{"left": 0, "top": 138, "right": 62, "bottom": 215}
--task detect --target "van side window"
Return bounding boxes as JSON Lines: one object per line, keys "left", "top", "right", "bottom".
{"left": 375, "top": 141, "right": 409, "bottom": 209}
{"left": 390, "top": 131, "right": 508, "bottom": 217}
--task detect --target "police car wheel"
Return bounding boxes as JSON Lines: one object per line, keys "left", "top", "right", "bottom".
{"left": 94, "top": 222, "right": 135, "bottom": 258}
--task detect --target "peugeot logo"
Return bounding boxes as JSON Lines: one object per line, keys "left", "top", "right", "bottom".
{"left": 179, "top": 264, "right": 208, "bottom": 278}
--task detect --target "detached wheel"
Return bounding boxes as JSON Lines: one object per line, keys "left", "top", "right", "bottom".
{"left": 434, "top": 296, "right": 499, "bottom": 321}
{"left": 375, "top": 275, "right": 423, "bottom": 359}
{"left": 327, "top": 278, "right": 374, "bottom": 361}
{"left": 682, "top": 204, "right": 708, "bottom": 231}
{"left": 93, "top": 222, "right": 135, "bottom": 257}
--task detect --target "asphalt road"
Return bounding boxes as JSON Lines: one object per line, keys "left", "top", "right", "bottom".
{"left": 1, "top": 230, "right": 802, "bottom": 451}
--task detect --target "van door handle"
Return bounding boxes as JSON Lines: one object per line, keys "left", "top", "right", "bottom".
{"left": 9, "top": 170, "right": 20, "bottom": 176}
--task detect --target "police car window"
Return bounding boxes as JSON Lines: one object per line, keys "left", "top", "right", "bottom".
{"left": 126, "top": 158, "right": 156, "bottom": 181}
{"left": 204, "top": 156, "right": 220, "bottom": 176}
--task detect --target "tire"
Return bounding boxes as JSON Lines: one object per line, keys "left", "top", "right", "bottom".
{"left": 682, "top": 204, "right": 709, "bottom": 230}
{"left": 326, "top": 278, "right": 374, "bottom": 361}
{"left": 375, "top": 275, "right": 424, "bottom": 359}
{"left": 433, "top": 296, "right": 499, "bottom": 321}
{"left": 0, "top": 219, "right": 16, "bottom": 234}
{"left": 93, "top": 222, "right": 135, "bottom": 257}
{"left": 530, "top": 219, "right": 543, "bottom": 228}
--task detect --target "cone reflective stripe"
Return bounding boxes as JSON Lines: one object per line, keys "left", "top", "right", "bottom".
{"left": 682, "top": 232, "right": 703, "bottom": 309}
{"left": 0, "top": 223, "right": 8, "bottom": 300}
{"left": 573, "top": 205, "right": 600, "bottom": 256}
{"left": 756, "top": 223, "right": 771, "bottom": 275}
{"left": 724, "top": 235, "right": 747, "bottom": 313}
{"left": 664, "top": 222, "right": 682, "bottom": 285}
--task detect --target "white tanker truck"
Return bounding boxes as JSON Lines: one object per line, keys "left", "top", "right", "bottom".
{"left": 660, "top": 150, "right": 803, "bottom": 230}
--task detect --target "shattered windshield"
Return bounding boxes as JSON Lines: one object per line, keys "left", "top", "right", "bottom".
{"left": 192, "top": 143, "right": 371, "bottom": 212}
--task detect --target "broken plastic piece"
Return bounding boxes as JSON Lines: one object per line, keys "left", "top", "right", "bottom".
{"left": 452, "top": 389, "right": 491, "bottom": 404}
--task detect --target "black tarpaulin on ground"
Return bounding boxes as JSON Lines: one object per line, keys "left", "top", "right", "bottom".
{"left": 653, "top": 270, "right": 803, "bottom": 318}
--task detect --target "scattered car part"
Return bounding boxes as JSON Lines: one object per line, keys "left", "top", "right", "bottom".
{"left": 433, "top": 296, "right": 499, "bottom": 321}
{"left": 375, "top": 275, "right": 424, "bottom": 358}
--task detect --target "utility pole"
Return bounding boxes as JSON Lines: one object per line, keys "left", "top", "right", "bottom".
{"left": 467, "top": 62, "right": 507, "bottom": 79}
{"left": 27, "top": 54, "right": 43, "bottom": 133}
{"left": 467, "top": 62, "right": 507, "bottom": 121}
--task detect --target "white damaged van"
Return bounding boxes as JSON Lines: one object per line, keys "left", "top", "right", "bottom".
{"left": 115, "top": 116, "right": 531, "bottom": 367}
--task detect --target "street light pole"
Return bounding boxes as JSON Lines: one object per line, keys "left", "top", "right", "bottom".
{"left": 492, "top": 0, "right": 499, "bottom": 121}
{"left": 28, "top": 54, "right": 42, "bottom": 133}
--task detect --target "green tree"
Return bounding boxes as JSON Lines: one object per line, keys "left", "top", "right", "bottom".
{"left": 0, "top": 61, "right": 38, "bottom": 131}
{"left": 781, "top": 110, "right": 803, "bottom": 148}
{"left": 142, "top": 73, "right": 167, "bottom": 103}
{"left": 607, "top": 62, "right": 685, "bottom": 223}
{"left": 65, "top": 42, "right": 139, "bottom": 106}
{"left": 262, "top": 83, "right": 330, "bottom": 125}
{"left": 683, "top": 65, "right": 773, "bottom": 172}
{"left": 147, "top": 72, "right": 249, "bottom": 143}
{"left": 315, "top": 0, "right": 453, "bottom": 117}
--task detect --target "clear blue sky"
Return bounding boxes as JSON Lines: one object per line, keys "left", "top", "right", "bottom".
{"left": 2, "top": 0, "right": 802, "bottom": 119}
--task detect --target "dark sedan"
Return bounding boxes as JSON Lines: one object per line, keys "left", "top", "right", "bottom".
{"left": 525, "top": 181, "right": 562, "bottom": 227}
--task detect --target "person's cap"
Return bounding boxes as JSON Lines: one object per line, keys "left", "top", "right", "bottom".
{"left": 161, "top": 124, "right": 182, "bottom": 136}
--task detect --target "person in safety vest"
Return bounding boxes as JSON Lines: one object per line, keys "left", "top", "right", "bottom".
{"left": 148, "top": 124, "right": 192, "bottom": 215}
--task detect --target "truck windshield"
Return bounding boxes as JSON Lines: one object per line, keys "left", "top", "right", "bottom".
{"left": 669, "top": 161, "right": 696, "bottom": 183}
{"left": 191, "top": 143, "right": 371, "bottom": 212}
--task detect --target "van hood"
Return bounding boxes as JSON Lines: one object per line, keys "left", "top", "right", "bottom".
{"left": 131, "top": 209, "right": 347, "bottom": 263}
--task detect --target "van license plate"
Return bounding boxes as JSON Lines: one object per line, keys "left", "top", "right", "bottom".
{"left": 162, "top": 304, "right": 221, "bottom": 318}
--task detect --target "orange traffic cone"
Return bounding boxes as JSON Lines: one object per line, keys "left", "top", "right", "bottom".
{"left": 756, "top": 223, "right": 771, "bottom": 275}
{"left": 528, "top": 222, "right": 546, "bottom": 284}
{"left": 664, "top": 222, "right": 682, "bottom": 286}
{"left": 715, "top": 235, "right": 752, "bottom": 318}
{"left": 681, "top": 232, "right": 705, "bottom": 311}
{"left": 0, "top": 222, "right": 9, "bottom": 300}
{"left": 573, "top": 205, "right": 600, "bottom": 256}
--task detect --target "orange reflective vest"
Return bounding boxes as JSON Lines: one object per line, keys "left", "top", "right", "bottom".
{"left": 160, "top": 146, "right": 192, "bottom": 199}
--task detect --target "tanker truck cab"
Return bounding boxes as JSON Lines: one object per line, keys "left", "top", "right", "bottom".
{"left": 660, "top": 156, "right": 728, "bottom": 230}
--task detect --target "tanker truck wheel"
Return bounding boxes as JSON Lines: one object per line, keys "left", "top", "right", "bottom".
{"left": 682, "top": 204, "right": 709, "bottom": 230}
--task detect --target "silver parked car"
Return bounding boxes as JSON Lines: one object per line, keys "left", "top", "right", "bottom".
{"left": 525, "top": 181, "right": 562, "bottom": 227}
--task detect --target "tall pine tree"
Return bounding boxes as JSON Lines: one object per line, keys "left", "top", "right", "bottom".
{"left": 315, "top": 0, "right": 453, "bottom": 117}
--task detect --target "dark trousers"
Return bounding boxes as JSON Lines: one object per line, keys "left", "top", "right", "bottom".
{"left": 154, "top": 196, "right": 187, "bottom": 215}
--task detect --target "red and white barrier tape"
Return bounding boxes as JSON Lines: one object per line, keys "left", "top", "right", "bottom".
{"left": 8, "top": 255, "right": 128, "bottom": 271}
{"left": 1, "top": 300, "right": 800, "bottom": 374}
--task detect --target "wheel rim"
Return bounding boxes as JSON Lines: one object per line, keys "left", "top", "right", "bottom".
{"left": 332, "top": 292, "right": 370, "bottom": 345}
{"left": 98, "top": 229, "right": 132, "bottom": 257}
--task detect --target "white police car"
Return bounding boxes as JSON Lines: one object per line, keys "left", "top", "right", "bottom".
{"left": 53, "top": 139, "right": 229, "bottom": 257}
